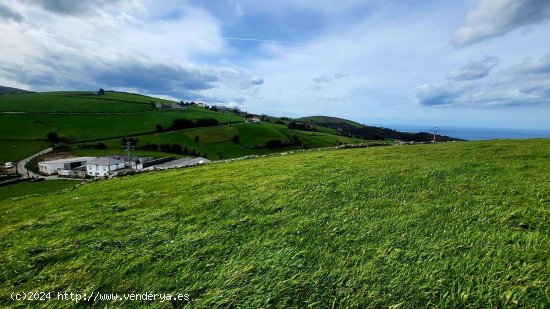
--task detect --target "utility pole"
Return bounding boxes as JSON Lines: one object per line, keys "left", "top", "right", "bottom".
{"left": 122, "top": 139, "right": 135, "bottom": 167}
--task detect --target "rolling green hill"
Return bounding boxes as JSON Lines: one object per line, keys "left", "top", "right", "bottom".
{"left": 0, "top": 85, "right": 33, "bottom": 95}
{"left": 74, "top": 123, "right": 369, "bottom": 160}
{"left": 0, "top": 140, "right": 548, "bottom": 307}
{"left": 297, "top": 116, "right": 364, "bottom": 129}
{"left": 298, "top": 116, "right": 462, "bottom": 142}
{"left": 0, "top": 91, "right": 372, "bottom": 163}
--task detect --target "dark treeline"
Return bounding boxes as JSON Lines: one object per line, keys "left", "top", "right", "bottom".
{"left": 265, "top": 136, "right": 303, "bottom": 149}
{"left": 141, "top": 142, "right": 206, "bottom": 158}
{"left": 287, "top": 121, "right": 317, "bottom": 132}
{"left": 156, "top": 118, "right": 220, "bottom": 132}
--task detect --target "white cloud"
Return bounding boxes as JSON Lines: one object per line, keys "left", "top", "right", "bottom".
{"left": 452, "top": 0, "right": 550, "bottom": 47}
{"left": 416, "top": 53, "right": 550, "bottom": 106}
{"left": 447, "top": 56, "right": 499, "bottom": 81}
{"left": 0, "top": 0, "right": 262, "bottom": 103}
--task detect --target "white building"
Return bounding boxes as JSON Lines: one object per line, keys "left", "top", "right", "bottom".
{"left": 86, "top": 157, "right": 126, "bottom": 177}
{"left": 246, "top": 117, "right": 261, "bottom": 123}
{"left": 38, "top": 157, "right": 96, "bottom": 175}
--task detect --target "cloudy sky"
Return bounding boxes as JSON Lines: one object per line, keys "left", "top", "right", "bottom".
{"left": 1, "top": 0, "right": 549, "bottom": 130}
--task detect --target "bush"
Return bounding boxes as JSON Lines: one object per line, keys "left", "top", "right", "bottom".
{"left": 121, "top": 137, "right": 138, "bottom": 147}
{"left": 47, "top": 132, "right": 59, "bottom": 143}
{"left": 171, "top": 144, "right": 182, "bottom": 153}
{"left": 169, "top": 119, "right": 194, "bottom": 130}
{"left": 141, "top": 143, "right": 159, "bottom": 151}
{"left": 196, "top": 118, "right": 219, "bottom": 127}
{"left": 266, "top": 139, "right": 284, "bottom": 148}
{"left": 287, "top": 121, "right": 317, "bottom": 132}
{"left": 160, "top": 144, "right": 171, "bottom": 152}
{"left": 78, "top": 143, "right": 107, "bottom": 149}
{"left": 232, "top": 135, "right": 240, "bottom": 143}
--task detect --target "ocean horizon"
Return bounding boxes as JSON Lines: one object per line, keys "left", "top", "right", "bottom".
{"left": 381, "top": 125, "right": 550, "bottom": 141}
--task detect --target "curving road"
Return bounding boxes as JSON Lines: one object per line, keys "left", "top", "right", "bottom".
{"left": 17, "top": 147, "right": 53, "bottom": 179}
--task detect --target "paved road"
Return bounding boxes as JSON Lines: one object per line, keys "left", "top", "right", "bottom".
{"left": 17, "top": 147, "right": 53, "bottom": 179}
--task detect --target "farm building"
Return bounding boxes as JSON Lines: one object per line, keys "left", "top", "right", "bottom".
{"left": 246, "top": 117, "right": 261, "bottom": 123}
{"left": 38, "top": 157, "right": 96, "bottom": 175}
{"left": 147, "top": 157, "right": 210, "bottom": 170}
{"left": 86, "top": 157, "right": 126, "bottom": 177}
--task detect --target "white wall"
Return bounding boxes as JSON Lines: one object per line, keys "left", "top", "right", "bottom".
{"left": 86, "top": 163, "right": 125, "bottom": 177}
{"left": 38, "top": 162, "right": 64, "bottom": 175}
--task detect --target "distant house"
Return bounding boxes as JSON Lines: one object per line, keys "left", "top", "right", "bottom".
{"left": 38, "top": 157, "right": 96, "bottom": 175}
{"left": 196, "top": 102, "right": 205, "bottom": 108}
{"left": 86, "top": 157, "right": 126, "bottom": 177}
{"left": 246, "top": 117, "right": 261, "bottom": 123}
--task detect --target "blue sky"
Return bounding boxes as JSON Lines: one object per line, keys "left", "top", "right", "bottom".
{"left": 0, "top": 0, "right": 549, "bottom": 130}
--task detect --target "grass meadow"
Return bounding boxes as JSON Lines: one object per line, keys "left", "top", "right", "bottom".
{"left": 0, "top": 180, "right": 78, "bottom": 200}
{"left": 0, "top": 139, "right": 548, "bottom": 307}
{"left": 0, "top": 109, "right": 244, "bottom": 141}
{"left": 0, "top": 91, "right": 173, "bottom": 113}
{"left": 73, "top": 123, "right": 370, "bottom": 160}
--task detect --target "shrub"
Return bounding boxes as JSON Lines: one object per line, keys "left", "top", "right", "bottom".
{"left": 47, "top": 131, "right": 59, "bottom": 143}
{"left": 266, "top": 139, "right": 284, "bottom": 148}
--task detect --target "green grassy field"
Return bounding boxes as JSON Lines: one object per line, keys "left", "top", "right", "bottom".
{"left": 73, "top": 123, "right": 370, "bottom": 160}
{"left": 297, "top": 116, "right": 364, "bottom": 128}
{"left": 0, "top": 180, "right": 77, "bottom": 200}
{"left": 1, "top": 139, "right": 548, "bottom": 307}
{"left": 0, "top": 91, "right": 173, "bottom": 113}
{"left": 1, "top": 91, "right": 374, "bottom": 164}
{"left": 0, "top": 109, "right": 244, "bottom": 141}
{"left": 0, "top": 140, "right": 51, "bottom": 163}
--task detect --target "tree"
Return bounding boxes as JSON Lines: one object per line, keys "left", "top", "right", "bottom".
{"left": 97, "top": 88, "right": 105, "bottom": 95}
{"left": 171, "top": 144, "right": 182, "bottom": 153}
{"left": 47, "top": 131, "right": 59, "bottom": 143}
{"left": 266, "top": 139, "right": 284, "bottom": 148}
{"left": 169, "top": 118, "right": 194, "bottom": 130}
{"left": 121, "top": 137, "right": 138, "bottom": 147}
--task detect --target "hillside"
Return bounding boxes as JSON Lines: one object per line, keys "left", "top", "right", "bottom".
{"left": 0, "top": 85, "right": 33, "bottom": 95}
{"left": 1, "top": 140, "right": 549, "bottom": 307}
{"left": 298, "top": 116, "right": 364, "bottom": 129}
{"left": 0, "top": 91, "right": 371, "bottom": 163}
{"left": 297, "top": 116, "right": 462, "bottom": 142}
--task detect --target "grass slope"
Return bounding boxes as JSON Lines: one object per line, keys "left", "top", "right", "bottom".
{"left": 0, "top": 180, "right": 77, "bottom": 201}
{"left": 298, "top": 116, "right": 461, "bottom": 142}
{"left": 0, "top": 109, "right": 244, "bottom": 141}
{"left": 0, "top": 91, "right": 172, "bottom": 113}
{"left": 297, "top": 115, "right": 364, "bottom": 128}
{"left": 0, "top": 86, "right": 33, "bottom": 95}
{"left": 1, "top": 140, "right": 549, "bottom": 307}
{"left": 76, "top": 123, "right": 370, "bottom": 160}
{"left": 0, "top": 140, "right": 50, "bottom": 163}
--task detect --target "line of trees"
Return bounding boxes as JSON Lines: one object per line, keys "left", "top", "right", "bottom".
{"left": 265, "top": 136, "right": 303, "bottom": 148}
{"left": 140, "top": 142, "right": 206, "bottom": 158}
{"left": 287, "top": 121, "right": 317, "bottom": 132}
{"left": 156, "top": 117, "right": 220, "bottom": 132}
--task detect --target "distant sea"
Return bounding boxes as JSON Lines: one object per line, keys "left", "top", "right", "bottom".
{"left": 381, "top": 125, "right": 550, "bottom": 141}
